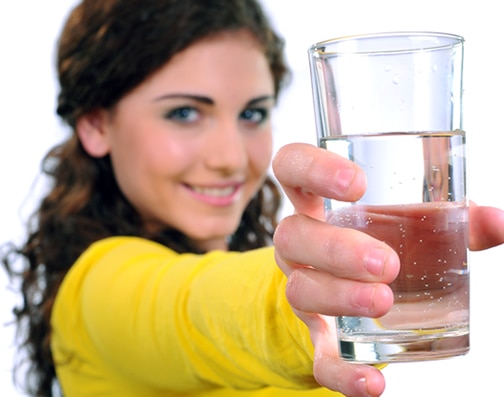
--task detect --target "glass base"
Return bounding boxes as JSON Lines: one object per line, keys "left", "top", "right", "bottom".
{"left": 339, "top": 330, "right": 469, "bottom": 363}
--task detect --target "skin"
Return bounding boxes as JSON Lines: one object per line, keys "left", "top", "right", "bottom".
{"left": 273, "top": 142, "right": 504, "bottom": 397}
{"left": 77, "top": 30, "right": 275, "bottom": 251}
{"left": 69, "top": 23, "right": 504, "bottom": 397}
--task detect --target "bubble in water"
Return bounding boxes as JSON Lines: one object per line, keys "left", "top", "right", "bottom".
{"left": 392, "top": 75, "right": 400, "bottom": 85}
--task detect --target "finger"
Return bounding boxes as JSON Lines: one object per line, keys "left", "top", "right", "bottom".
{"left": 274, "top": 214, "right": 400, "bottom": 284}
{"left": 469, "top": 203, "right": 504, "bottom": 251}
{"left": 285, "top": 267, "right": 394, "bottom": 318}
{"left": 314, "top": 352, "right": 385, "bottom": 397}
{"left": 272, "top": 143, "right": 367, "bottom": 218}
{"left": 304, "top": 314, "right": 386, "bottom": 397}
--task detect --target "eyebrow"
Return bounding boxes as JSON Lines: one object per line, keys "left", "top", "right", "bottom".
{"left": 153, "top": 94, "right": 275, "bottom": 106}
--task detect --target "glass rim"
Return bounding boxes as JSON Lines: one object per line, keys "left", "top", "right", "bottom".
{"left": 309, "top": 31, "right": 464, "bottom": 56}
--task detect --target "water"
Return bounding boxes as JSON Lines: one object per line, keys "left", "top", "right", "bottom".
{"left": 321, "top": 131, "right": 469, "bottom": 363}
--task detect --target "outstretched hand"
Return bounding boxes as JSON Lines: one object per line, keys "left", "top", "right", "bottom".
{"left": 272, "top": 142, "right": 504, "bottom": 397}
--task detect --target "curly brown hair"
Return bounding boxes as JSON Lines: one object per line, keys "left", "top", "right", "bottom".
{"left": 2, "top": 1, "right": 290, "bottom": 396}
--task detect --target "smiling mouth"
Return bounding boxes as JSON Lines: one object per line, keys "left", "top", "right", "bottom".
{"left": 190, "top": 185, "right": 237, "bottom": 197}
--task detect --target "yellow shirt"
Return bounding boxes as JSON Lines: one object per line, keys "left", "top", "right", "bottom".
{"left": 51, "top": 236, "right": 344, "bottom": 396}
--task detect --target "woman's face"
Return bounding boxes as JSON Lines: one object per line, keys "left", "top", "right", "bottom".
{"left": 83, "top": 31, "right": 275, "bottom": 251}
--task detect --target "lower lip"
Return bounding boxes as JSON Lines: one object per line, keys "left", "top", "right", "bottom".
{"left": 186, "top": 185, "right": 242, "bottom": 207}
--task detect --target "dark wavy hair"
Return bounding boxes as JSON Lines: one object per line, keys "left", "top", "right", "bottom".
{"left": 2, "top": 1, "right": 290, "bottom": 395}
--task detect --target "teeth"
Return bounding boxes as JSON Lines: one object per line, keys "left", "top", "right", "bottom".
{"left": 192, "top": 185, "right": 235, "bottom": 197}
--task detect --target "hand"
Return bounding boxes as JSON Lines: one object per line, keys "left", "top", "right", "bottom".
{"left": 272, "top": 143, "right": 504, "bottom": 397}
{"left": 272, "top": 143, "right": 400, "bottom": 397}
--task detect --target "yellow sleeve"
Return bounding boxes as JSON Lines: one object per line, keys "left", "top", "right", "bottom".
{"left": 51, "top": 236, "right": 318, "bottom": 393}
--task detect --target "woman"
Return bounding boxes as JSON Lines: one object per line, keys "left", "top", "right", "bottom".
{"left": 3, "top": 1, "right": 503, "bottom": 397}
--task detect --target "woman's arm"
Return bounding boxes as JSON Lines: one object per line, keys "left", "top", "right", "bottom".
{"left": 52, "top": 237, "right": 321, "bottom": 395}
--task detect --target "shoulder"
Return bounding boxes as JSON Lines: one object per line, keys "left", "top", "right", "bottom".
{"left": 53, "top": 236, "right": 172, "bottom": 290}
{"left": 82, "top": 236, "right": 172, "bottom": 259}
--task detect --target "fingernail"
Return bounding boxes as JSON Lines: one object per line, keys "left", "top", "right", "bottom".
{"left": 335, "top": 167, "right": 355, "bottom": 193}
{"left": 355, "top": 377, "right": 372, "bottom": 397}
{"left": 364, "top": 247, "right": 386, "bottom": 276}
{"left": 353, "top": 285, "right": 377, "bottom": 309}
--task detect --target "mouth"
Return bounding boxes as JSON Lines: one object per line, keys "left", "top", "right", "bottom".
{"left": 184, "top": 182, "right": 243, "bottom": 206}
{"left": 190, "top": 185, "right": 237, "bottom": 197}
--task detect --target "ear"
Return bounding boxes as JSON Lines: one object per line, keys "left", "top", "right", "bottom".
{"left": 76, "top": 110, "right": 111, "bottom": 158}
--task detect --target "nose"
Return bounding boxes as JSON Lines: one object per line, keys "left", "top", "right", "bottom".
{"left": 204, "top": 118, "right": 247, "bottom": 173}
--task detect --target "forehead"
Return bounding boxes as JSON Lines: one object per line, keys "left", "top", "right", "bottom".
{"left": 131, "top": 30, "right": 275, "bottom": 100}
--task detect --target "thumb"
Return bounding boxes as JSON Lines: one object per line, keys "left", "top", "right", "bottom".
{"left": 273, "top": 143, "right": 366, "bottom": 219}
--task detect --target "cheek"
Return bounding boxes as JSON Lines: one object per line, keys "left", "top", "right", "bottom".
{"left": 109, "top": 147, "right": 152, "bottom": 201}
{"left": 111, "top": 136, "right": 196, "bottom": 195}
{"left": 248, "top": 133, "right": 273, "bottom": 174}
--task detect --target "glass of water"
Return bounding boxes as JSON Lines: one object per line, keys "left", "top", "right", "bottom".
{"left": 308, "top": 32, "right": 468, "bottom": 363}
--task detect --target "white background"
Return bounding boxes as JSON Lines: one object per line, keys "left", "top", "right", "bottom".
{"left": 1, "top": 1, "right": 503, "bottom": 396}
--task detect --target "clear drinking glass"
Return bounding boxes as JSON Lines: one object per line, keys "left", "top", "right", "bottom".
{"left": 308, "top": 32, "right": 468, "bottom": 363}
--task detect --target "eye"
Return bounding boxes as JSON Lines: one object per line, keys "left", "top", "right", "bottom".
{"left": 240, "top": 108, "right": 269, "bottom": 125}
{"left": 164, "top": 107, "right": 200, "bottom": 123}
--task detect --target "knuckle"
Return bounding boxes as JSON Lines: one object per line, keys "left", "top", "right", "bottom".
{"left": 273, "top": 220, "right": 288, "bottom": 251}
{"left": 273, "top": 215, "right": 299, "bottom": 251}
{"left": 318, "top": 231, "right": 339, "bottom": 269}
{"left": 284, "top": 270, "right": 304, "bottom": 309}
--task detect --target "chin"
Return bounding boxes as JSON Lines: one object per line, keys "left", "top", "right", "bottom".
{"left": 180, "top": 211, "right": 244, "bottom": 242}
